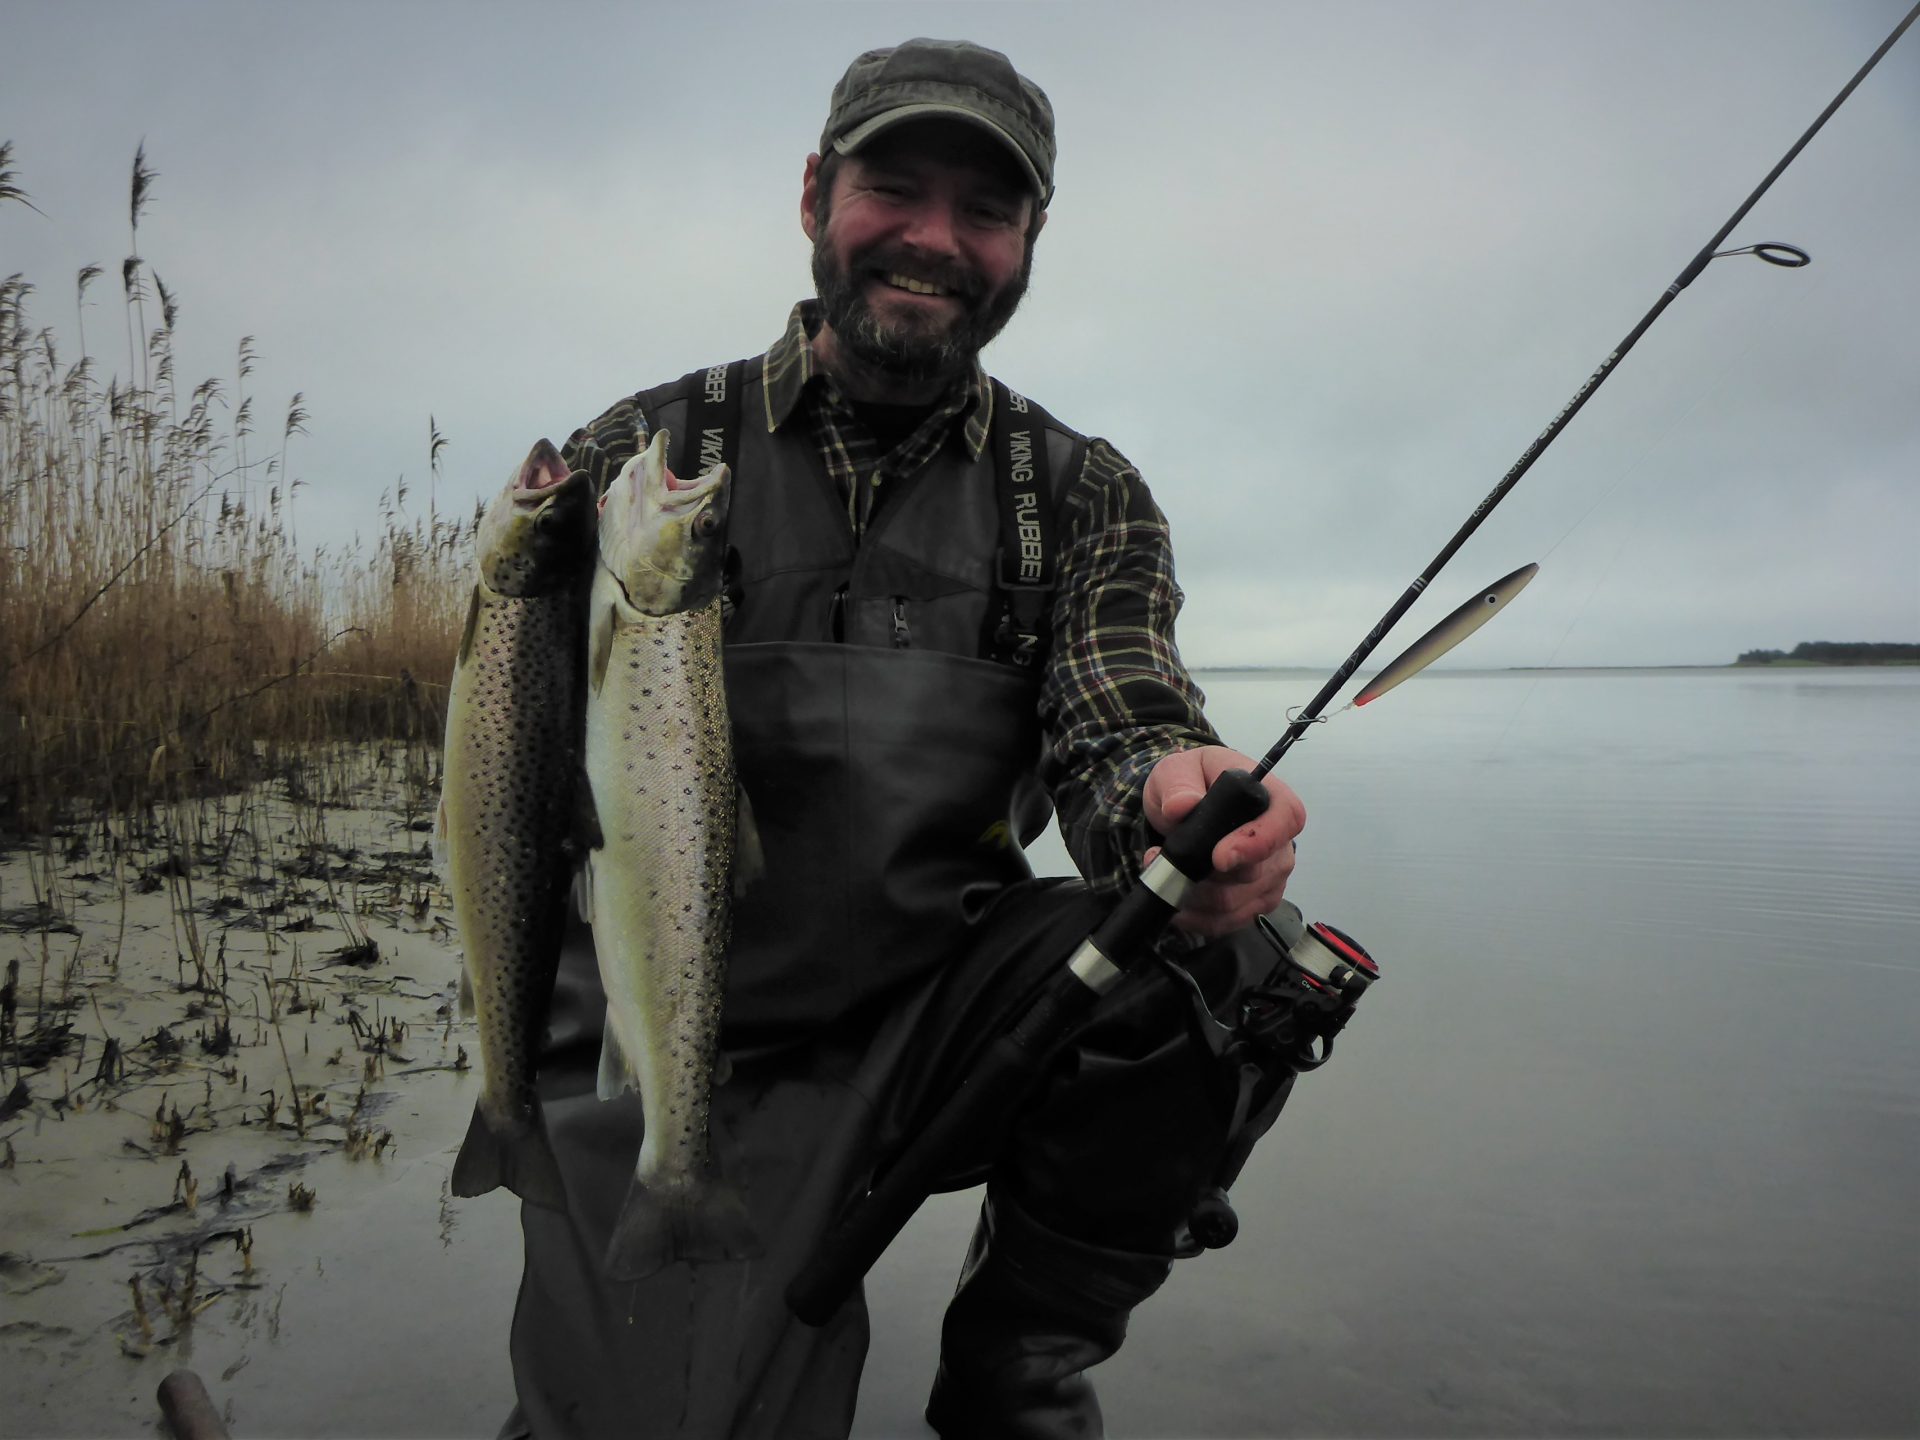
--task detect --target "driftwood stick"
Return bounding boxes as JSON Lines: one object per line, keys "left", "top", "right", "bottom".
{"left": 157, "top": 1368, "right": 230, "bottom": 1440}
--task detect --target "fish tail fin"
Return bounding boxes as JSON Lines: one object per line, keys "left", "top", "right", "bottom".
{"left": 603, "top": 1176, "right": 762, "bottom": 1281}
{"left": 450, "top": 1101, "right": 568, "bottom": 1213}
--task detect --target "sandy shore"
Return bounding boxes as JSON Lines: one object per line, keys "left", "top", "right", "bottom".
{"left": 0, "top": 749, "right": 998, "bottom": 1439}
{"left": 0, "top": 747, "right": 525, "bottom": 1438}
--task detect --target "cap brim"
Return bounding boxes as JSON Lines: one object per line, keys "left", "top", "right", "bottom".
{"left": 834, "top": 103, "right": 1048, "bottom": 202}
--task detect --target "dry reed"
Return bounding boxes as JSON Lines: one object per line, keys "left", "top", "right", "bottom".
{"left": 1, "top": 140, "right": 476, "bottom": 840}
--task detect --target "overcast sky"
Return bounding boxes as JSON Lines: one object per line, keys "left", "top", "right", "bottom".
{"left": 5, "top": 0, "right": 1916, "bottom": 669}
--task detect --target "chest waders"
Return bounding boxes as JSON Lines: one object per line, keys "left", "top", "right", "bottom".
{"left": 492, "top": 361, "right": 1316, "bottom": 1440}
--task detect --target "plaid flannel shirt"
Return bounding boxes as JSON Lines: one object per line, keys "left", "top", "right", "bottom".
{"left": 562, "top": 302, "right": 1220, "bottom": 895}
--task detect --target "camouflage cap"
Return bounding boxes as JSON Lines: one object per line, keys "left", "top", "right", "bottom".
{"left": 821, "top": 38, "right": 1056, "bottom": 205}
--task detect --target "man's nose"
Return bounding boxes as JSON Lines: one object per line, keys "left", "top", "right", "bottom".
{"left": 898, "top": 198, "right": 962, "bottom": 257}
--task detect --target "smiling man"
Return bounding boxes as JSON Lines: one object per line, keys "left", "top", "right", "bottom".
{"left": 804, "top": 117, "right": 1040, "bottom": 400}
{"left": 488, "top": 39, "right": 1307, "bottom": 1440}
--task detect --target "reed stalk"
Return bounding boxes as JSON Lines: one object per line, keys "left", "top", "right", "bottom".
{"left": 2, "top": 141, "right": 475, "bottom": 843}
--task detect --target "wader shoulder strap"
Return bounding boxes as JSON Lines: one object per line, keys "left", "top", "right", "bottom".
{"left": 987, "top": 380, "right": 1083, "bottom": 670}
{"left": 633, "top": 359, "right": 749, "bottom": 482}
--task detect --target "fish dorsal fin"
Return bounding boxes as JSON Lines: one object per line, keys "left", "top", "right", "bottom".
{"left": 458, "top": 969, "right": 476, "bottom": 1019}
{"left": 456, "top": 585, "right": 482, "bottom": 669}
{"left": 733, "top": 786, "right": 766, "bottom": 897}
{"left": 596, "top": 1017, "right": 635, "bottom": 1101}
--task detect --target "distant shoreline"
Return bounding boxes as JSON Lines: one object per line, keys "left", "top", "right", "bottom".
{"left": 1730, "top": 658, "right": 1920, "bottom": 668}
{"left": 1191, "top": 661, "right": 1920, "bottom": 675}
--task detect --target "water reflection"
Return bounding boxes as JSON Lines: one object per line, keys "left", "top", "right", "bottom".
{"left": 998, "top": 666, "right": 1919, "bottom": 1436}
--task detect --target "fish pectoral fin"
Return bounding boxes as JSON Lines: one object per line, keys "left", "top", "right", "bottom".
{"left": 458, "top": 969, "right": 476, "bottom": 1020}
{"left": 572, "top": 769, "right": 604, "bottom": 854}
{"left": 573, "top": 849, "right": 597, "bottom": 925}
{"left": 432, "top": 796, "right": 451, "bottom": 873}
{"left": 587, "top": 598, "right": 617, "bottom": 696}
{"left": 733, "top": 785, "right": 766, "bottom": 896}
{"left": 595, "top": 1018, "right": 637, "bottom": 1101}
{"left": 456, "top": 585, "right": 482, "bottom": 669}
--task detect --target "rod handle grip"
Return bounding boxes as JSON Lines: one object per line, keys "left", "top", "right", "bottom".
{"left": 1158, "top": 768, "right": 1271, "bottom": 881}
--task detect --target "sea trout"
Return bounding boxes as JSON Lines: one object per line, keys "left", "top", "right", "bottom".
{"left": 440, "top": 438, "right": 593, "bottom": 1212}
{"left": 582, "top": 428, "right": 760, "bottom": 1280}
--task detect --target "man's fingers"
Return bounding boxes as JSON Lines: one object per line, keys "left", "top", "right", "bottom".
{"left": 1150, "top": 784, "right": 1207, "bottom": 831}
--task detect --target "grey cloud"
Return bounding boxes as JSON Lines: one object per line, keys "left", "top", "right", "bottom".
{"left": 3, "top": 0, "right": 1913, "bottom": 669}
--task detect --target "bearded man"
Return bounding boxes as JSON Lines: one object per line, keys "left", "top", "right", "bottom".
{"left": 487, "top": 38, "right": 1305, "bottom": 1440}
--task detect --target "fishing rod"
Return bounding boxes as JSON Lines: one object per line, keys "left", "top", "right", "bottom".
{"left": 787, "top": 1, "right": 1920, "bottom": 1326}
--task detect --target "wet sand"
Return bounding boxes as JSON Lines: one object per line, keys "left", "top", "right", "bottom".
{"left": 0, "top": 752, "right": 515, "bottom": 1438}
{"left": 0, "top": 754, "right": 973, "bottom": 1439}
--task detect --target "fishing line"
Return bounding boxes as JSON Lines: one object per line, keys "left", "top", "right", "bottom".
{"left": 1536, "top": 253, "right": 1836, "bottom": 568}
{"left": 1241, "top": 1, "right": 1918, "bottom": 782}
{"left": 1452, "top": 232, "right": 1840, "bottom": 764}
{"left": 1520, "top": 253, "right": 1839, "bottom": 695}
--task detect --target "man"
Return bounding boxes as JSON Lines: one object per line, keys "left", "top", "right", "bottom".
{"left": 493, "top": 39, "right": 1305, "bottom": 1439}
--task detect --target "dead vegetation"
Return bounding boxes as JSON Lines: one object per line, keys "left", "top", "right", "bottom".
{"left": 1, "top": 139, "right": 474, "bottom": 842}
{"left": 0, "top": 140, "right": 481, "bottom": 1367}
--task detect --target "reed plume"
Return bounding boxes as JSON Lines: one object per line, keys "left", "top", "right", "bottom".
{"left": 1, "top": 141, "right": 473, "bottom": 838}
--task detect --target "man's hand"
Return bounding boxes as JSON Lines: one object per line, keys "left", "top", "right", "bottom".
{"left": 1142, "top": 745, "right": 1305, "bottom": 938}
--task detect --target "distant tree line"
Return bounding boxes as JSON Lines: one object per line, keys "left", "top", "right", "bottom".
{"left": 1735, "top": 642, "right": 1920, "bottom": 665}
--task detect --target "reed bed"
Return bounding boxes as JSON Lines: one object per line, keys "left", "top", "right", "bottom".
{"left": 2, "top": 144, "right": 489, "bottom": 1387}
{"left": 1, "top": 140, "right": 475, "bottom": 839}
{"left": 0, "top": 135, "right": 473, "bottom": 1116}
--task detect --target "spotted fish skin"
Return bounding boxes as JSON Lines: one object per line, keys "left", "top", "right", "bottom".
{"left": 584, "top": 428, "right": 759, "bottom": 1281}
{"left": 442, "top": 438, "right": 594, "bottom": 1212}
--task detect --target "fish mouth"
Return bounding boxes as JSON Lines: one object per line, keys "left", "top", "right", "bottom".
{"left": 516, "top": 476, "right": 589, "bottom": 537}
{"left": 513, "top": 438, "right": 571, "bottom": 496}
{"left": 509, "top": 438, "right": 585, "bottom": 526}
{"left": 656, "top": 466, "right": 726, "bottom": 515}
{"left": 614, "top": 430, "right": 727, "bottom": 517}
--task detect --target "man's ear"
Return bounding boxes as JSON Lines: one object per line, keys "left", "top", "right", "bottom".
{"left": 801, "top": 153, "right": 823, "bottom": 242}
{"left": 1029, "top": 207, "right": 1048, "bottom": 243}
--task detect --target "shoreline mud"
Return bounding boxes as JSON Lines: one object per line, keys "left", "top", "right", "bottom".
{"left": 0, "top": 746, "right": 976, "bottom": 1438}
{"left": 0, "top": 746, "right": 527, "bottom": 1438}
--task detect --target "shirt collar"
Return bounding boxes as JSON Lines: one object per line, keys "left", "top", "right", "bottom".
{"left": 761, "top": 300, "right": 993, "bottom": 459}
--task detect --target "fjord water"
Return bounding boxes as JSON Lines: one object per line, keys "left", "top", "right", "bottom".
{"left": 858, "top": 666, "right": 1920, "bottom": 1436}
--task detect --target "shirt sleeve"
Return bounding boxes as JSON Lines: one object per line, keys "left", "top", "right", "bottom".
{"left": 1038, "top": 436, "right": 1221, "bottom": 895}
{"left": 559, "top": 394, "right": 650, "bottom": 498}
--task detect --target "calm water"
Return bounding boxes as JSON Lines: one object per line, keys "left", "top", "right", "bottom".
{"left": 76, "top": 668, "right": 1904, "bottom": 1437}
{"left": 860, "top": 667, "right": 1920, "bottom": 1437}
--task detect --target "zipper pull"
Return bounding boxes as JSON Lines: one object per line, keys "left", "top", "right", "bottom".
{"left": 891, "top": 597, "right": 910, "bottom": 648}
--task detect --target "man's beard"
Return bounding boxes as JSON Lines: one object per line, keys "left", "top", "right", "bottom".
{"left": 811, "top": 233, "right": 1033, "bottom": 385}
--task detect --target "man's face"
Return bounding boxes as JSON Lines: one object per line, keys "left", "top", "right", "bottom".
{"left": 803, "top": 119, "right": 1044, "bottom": 385}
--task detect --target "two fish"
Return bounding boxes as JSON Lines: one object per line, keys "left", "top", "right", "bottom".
{"left": 441, "top": 431, "right": 758, "bottom": 1279}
